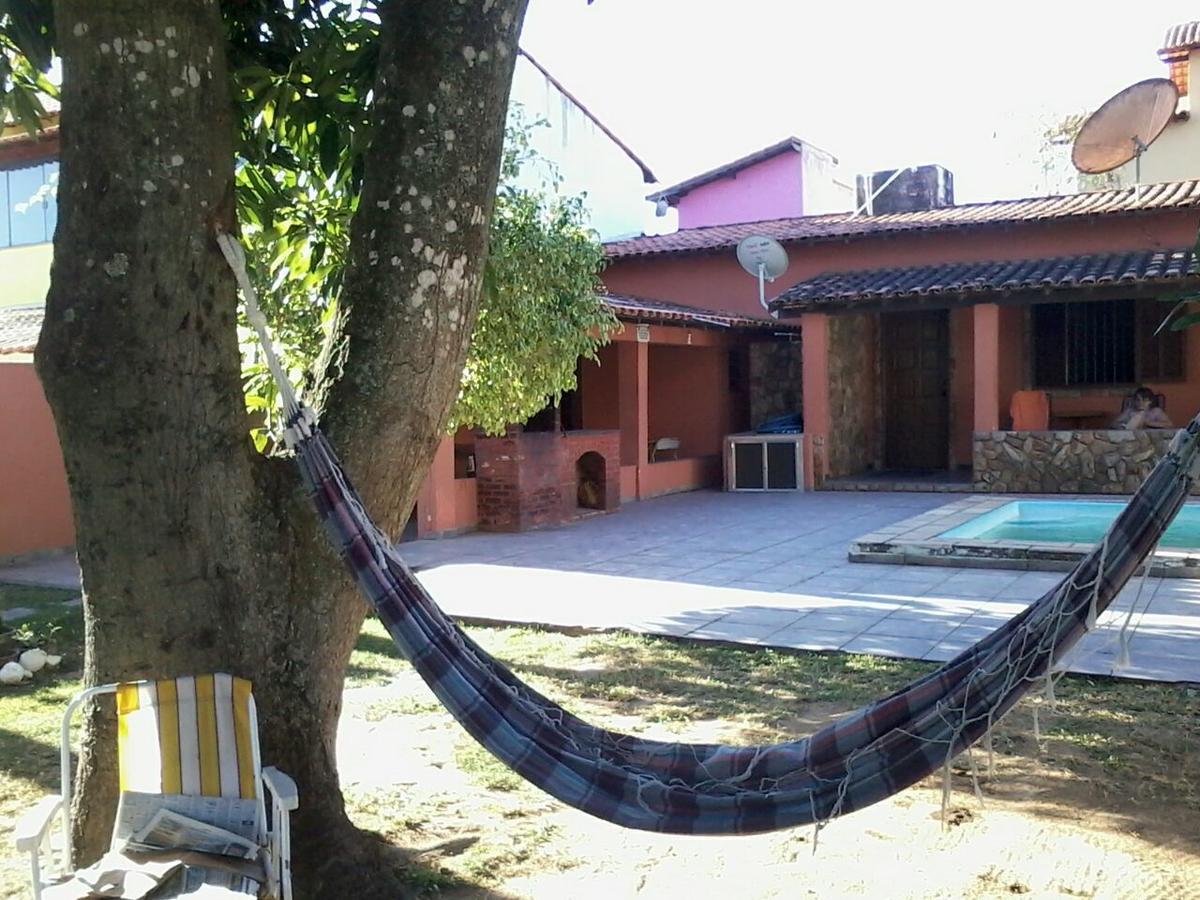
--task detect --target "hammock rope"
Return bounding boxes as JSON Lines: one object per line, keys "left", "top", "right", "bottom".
{"left": 217, "top": 232, "right": 1199, "bottom": 835}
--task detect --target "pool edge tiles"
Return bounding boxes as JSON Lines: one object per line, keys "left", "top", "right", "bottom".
{"left": 849, "top": 495, "right": 1200, "bottom": 578}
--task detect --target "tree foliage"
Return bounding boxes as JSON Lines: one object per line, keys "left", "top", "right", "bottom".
{"left": 1037, "top": 111, "right": 1126, "bottom": 194}
{"left": 0, "top": 0, "right": 57, "bottom": 128}
{"left": 3, "top": 0, "right": 614, "bottom": 445}
{"left": 225, "top": 2, "right": 613, "bottom": 442}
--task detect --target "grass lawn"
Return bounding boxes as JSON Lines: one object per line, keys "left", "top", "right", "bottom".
{"left": 2, "top": 583, "right": 1198, "bottom": 898}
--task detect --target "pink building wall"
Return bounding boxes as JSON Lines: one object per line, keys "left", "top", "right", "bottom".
{"left": 676, "top": 152, "right": 805, "bottom": 229}
{"left": 0, "top": 362, "right": 75, "bottom": 558}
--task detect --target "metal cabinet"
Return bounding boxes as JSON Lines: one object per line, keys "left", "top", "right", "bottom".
{"left": 724, "top": 433, "right": 804, "bottom": 491}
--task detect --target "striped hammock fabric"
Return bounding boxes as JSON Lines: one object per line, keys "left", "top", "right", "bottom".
{"left": 288, "top": 405, "right": 1200, "bottom": 835}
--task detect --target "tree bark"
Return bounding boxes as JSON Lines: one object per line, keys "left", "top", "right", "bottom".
{"left": 38, "top": 1, "right": 527, "bottom": 896}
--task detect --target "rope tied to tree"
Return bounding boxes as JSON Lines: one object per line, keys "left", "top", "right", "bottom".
{"left": 215, "top": 230, "right": 314, "bottom": 449}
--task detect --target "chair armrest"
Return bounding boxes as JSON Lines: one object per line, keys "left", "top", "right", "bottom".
{"left": 262, "top": 767, "right": 299, "bottom": 812}
{"left": 14, "top": 795, "right": 62, "bottom": 853}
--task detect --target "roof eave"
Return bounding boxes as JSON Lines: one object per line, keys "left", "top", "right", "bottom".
{"left": 517, "top": 49, "right": 658, "bottom": 185}
{"left": 772, "top": 274, "right": 1200, "bottom": 316}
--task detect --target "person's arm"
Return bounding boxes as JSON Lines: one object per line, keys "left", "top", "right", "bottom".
{"left": 1112, "top": 409, "right": 1137, "bottom": 429}
{"left": 1145, "top": 408, "right": 1173, "bottom": 428}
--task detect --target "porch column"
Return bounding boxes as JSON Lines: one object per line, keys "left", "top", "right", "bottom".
{"left": 801, "top": 312, "right": 831, "bottom": 488}
{"left": 415, "top": 436, "right": 456, "bottom": 537}
{"left": 973, "top": 303, "right": 1001, "bottom": 432}
{"left": 617, "top": 339, "right": 649, "bottom": 499}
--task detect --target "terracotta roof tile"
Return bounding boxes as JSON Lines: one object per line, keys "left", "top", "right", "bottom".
{"left": 770, "top": 248, "right": 1200, "bottom": 312}
{"left": 1162, "top": 21, "right": 1200, "bottom": 56}
{"left": 603, "top": 293, "right": 796, "bottom": 330}
{"left": 605, "top": 181, "right": 1200, "bottom": 259}
{"left": 0, "top": 305, "right": 43, "bottom": 354}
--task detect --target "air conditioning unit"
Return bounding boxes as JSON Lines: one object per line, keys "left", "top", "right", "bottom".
{"left": 724, "top": 433, "right": 804, "bottom": 491}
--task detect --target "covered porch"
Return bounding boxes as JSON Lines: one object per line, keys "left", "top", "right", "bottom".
{"left": 777, "top": 248, "right": 1200, "bottom": 492}
{"left": 413, "top": 295, "right": 801, "bottom": 536}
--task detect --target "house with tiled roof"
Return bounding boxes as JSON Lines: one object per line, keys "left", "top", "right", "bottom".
{"left": 604, "top": 159, "right": 1200, "bottom": 492}
{"left": 0, "top": 60, "right": 806, "bottom": 555}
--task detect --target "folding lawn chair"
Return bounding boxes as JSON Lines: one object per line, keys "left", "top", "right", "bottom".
{"left": 14, "top": 673, "right": 298, "bottom": 899}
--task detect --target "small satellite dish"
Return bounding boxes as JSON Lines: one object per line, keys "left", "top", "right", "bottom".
{"left": 737, "top": 235, "right": 789, "bottom": 314}
{"left": 1071, "top": 78, "right": 1178, "bottom": 183}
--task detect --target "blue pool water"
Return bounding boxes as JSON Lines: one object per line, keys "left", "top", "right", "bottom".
{"left": 939, "top": 500, "right": 1200, "bottom": 549}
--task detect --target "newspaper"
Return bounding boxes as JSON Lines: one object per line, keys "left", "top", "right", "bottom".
{"left": 146, "top": 864, "right": 255, "bottom": 898}
{"left": 114, "top": 792, "right": 260, "bottom": 845}
{"left": 126, "top": 808, "right": 258, "bottom": 861}
{"left": 39, "top": 851, "right": 182, "bottom": 900}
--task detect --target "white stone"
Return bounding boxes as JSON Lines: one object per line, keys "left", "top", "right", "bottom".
{"left": 0, "top": 662, "right": 28, "bottom": 685}
{"left": 19, "top": 648, "right": 47, "bottom": 672}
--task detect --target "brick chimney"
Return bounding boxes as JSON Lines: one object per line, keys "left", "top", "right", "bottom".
{"left": 1159, "top": 21, "right": 1199, "bottom": 103}
{"left": 855, "top": 164, "right": 954, "bottom": 215}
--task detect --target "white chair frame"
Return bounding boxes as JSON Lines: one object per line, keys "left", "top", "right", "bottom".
{"left": 14, "top": 680, "right": 298, "bottom": 900}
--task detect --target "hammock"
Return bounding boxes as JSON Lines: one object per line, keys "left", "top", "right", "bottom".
{"left": 218, "top": 234, "right": 1200, "bottom": 835}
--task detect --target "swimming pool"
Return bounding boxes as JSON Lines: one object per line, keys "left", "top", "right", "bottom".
{"left": 939, "top": 499, "right": 1200, "bottom": 549}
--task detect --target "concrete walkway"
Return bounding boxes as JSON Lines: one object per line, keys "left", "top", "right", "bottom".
{"left": 5, "top": 490, "right": 1200, "bottom": 683}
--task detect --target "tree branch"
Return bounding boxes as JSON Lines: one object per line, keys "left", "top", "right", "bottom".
{"left": 315, "top": 0, "right": 529, "bottom": 533}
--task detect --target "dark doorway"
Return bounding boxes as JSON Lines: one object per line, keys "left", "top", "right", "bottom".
{"left": 882, "top": 309, "right": 949, "bottom": 471}
{"left": 576, "top": 451, "right": 605, "bottom": 509}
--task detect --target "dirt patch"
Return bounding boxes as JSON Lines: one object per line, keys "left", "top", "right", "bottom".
{"left": 340, "top": 666, "right": 1200, "bottom": 899}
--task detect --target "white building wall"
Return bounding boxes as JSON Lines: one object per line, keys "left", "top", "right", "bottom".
{"left": 1116, "top": 53, "right": 1200, "bottom": 186}
{"left": 508, "top": 55, "right": 657, "bottom": 241}
{"left": 799, "top": 146, "right": 854, "bottom": 215}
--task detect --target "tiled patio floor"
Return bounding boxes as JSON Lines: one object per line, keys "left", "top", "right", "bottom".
{"left": 399, "top": 489, "right": 1200, "bottom": 684}
{"left": 6, "top": 490, "right": 1200, "bottom": 683}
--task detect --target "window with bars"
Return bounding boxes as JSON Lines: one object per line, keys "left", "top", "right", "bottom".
{"left": 1032, "top": 298, "right": 1185, "bottom": 388}
{"left": 0, "top": 160, "right": 59, "bottom": 248}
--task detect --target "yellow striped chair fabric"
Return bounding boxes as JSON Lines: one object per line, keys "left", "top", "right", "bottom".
{"left": 116, "top": 674, "right": 258, "bottom": 801}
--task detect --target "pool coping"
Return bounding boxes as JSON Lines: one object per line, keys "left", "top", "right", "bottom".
{"left": 849, "top": 495, "right": 1200, "bottom": 577}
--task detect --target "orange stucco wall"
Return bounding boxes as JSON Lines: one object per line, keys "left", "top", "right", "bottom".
{"left": 603, "top": 211, "right": 1200, "bottom": 318}
{"left": 647, "top": 345, "right": 733, "bottom": 458}
{"left": 580, "top": 343, "right": 620, "bottom": 429}
{"left": 639, "top": 456, "right": 722, "bottom": 498}
{"left": 0, "top": 362, "right": 74, "bottom": 558}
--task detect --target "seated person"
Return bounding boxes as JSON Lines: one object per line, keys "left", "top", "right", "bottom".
{"left": 1112, "top": 387, "right": 1173, "bottom": 429}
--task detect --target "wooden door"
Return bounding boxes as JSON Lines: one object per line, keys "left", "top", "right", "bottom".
{"left": 882, "top": 309, "right": 949, "bottom": 471}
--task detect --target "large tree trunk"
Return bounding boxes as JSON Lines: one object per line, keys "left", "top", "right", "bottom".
{"left": 38, "top": 1, "right": 526, "bottom": 896}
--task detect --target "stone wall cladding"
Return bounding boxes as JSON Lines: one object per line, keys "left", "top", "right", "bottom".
{"left": 826, "top": 312, "right": 879, "bottom": 478}
{"left": 748, "top": 341, "right": 802, "bottom": 428}
{"left": 475, "top": 429, "right": 621, "bottom": 532}
{"left": 973, "top": 429, "right": 1191, "bottom": 494}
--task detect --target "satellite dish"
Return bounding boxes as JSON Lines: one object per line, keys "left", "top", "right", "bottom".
{"left": 1071, "top": 78, "right": 1178, "bottom": 181}
{"left": 737, "top": 236, "right": 789, "bottom": 315}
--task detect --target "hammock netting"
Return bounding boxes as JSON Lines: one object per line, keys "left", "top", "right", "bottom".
{"left": 219, "top": 232, "right": 1199, "bottom": 836}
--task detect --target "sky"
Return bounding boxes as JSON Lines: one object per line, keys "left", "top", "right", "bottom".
{"left": 519, "top": 1, "right": 1199, "bottom": 205}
